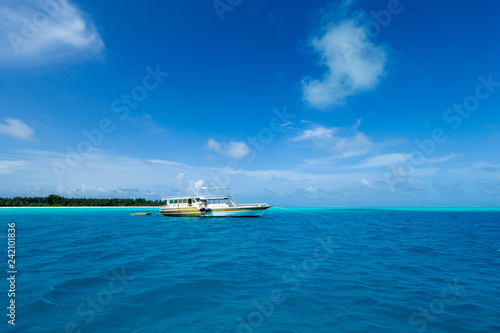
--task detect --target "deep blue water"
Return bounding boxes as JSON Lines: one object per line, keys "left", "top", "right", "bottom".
{"left": 1, "top": 207, "right": 500, "bottom": 332}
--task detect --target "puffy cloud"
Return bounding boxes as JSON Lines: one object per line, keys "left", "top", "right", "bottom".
{"left": 0, "top": 117, "right": 35, "bottom": 139}
{"left": 187, "top": 179, "right": 204, "bottom": 194}
{"left": 360, "top": 178, "right": 372, "bottom": 188}
{"left": 302, "top": 12, "right": 387, "bottom": 109}
{"left": 206, "top": 138, "right": 221, "bottom": 153}
{"left": 206, "top": 138, "right": 250, "bottom": 160}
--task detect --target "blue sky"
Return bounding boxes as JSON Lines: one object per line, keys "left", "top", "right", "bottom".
{"left": 1, "top": 0, "right": 499, "bottom": 206}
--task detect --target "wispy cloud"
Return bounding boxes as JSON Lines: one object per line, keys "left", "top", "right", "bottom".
{"left": 433, "top": 181, "right": 464, "bottom": 197}
{"left": 206, "top": 138, "right": 250, "bottom": 160}
{"left": 386, "top": 164, "right": 425, "bottom": 193}
{"left": 349, "top": 153, "right": 412, "bottom": 169}
{"left": 1, "top": 149, "right": 499, "bottom": 205}
{"left": 478, "top": 179, "right": 500, "bottom": 196}
{"left": 0, "top": 0, "right": 104, "bottom": 65}
{"left": 302, "top": 5, "right": 387, "bottom": 109}
{"left": 292, "top": 126, "right": 334, "bottom": 142}
{"left": 0, "top": 117, "right": 35, "bottom": 139}
{"left": 470, "top": 161, "right": 500, "bottom": 173}
{"left": 146, "top": 159, "right": 189, "bottom": 167}
{"left": 424, "top": 153, "right": 463, "bottom": 165}
{"left": 0, "top": 160, "right": 27, "bottom": 175}
{"left": 0, "top": 149, "right": 375, "bottom": 198}
{"left": 293, "top": 119, "right": 376, "bottom": 158}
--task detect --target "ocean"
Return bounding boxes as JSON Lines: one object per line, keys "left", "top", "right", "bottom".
{"left": 1, "top": 207, "right": 499, "bottom": 332}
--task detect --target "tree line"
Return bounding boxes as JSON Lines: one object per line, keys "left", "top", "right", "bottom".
{"left": 0, "top": 195, "right": 162, "bottom": 207}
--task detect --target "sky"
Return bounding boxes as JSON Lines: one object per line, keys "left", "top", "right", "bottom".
{"left": 1, "top": 0, "right": 500, "bottom": 206}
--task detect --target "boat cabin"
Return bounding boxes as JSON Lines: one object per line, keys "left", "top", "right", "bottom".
{"left": 161, "top": 195, "right": 237, "bottom": 209}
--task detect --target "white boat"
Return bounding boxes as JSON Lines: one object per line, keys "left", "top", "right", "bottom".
{"left": 159, "top": 187, "right": 272, "bottom": 217}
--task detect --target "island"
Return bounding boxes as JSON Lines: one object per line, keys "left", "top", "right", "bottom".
{"left": 0, "top": 194, "right": 162, "bottom": 207}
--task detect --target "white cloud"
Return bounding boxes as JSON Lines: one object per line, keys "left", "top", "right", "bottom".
{"left": 0, "top": 0, "right": 104, "bottom": 65}
{"left": 413, "top": 167, "right": 441, "bottom": 177}
{"left": 175, "top": 172, "right": 185, "bottom": 190}
{"left": 1, "top": 149, "right": 498, "bottom": 206}
{"left": 206, "top": 138, "right": 250, "bottom": 160}
{"left": 305, "top": 186, "right": 317, "bottom": 193}
{"left": 433, "top": 182, "right": 464, "bottom": 197}
{"left": 426, "top": 153, "right": 463, "bottom": 164}
{"left": 349, "top": 153, "right": 412, "bottom": 169}
{"left": 293, "top": 120, "right": 376, "bottom": 158}
{"left": 378, "top": 137, "right": 407, "bottom": 148}
{"left": 206, "top": 138, "right": 221, "bottom": 152}
{"left": 216, "top": 168, "right": 309, "bottom": 182}
{"left": 187, "top": 179, "right": 204, "bottom": 194}
{"left": 470, "top": 161, "right": 500, "bottom": 173}
{"left": 292, "top": 126, "right": 334, "bottom": 142}
{"left": 302, "top": 13, "right": 387, "bottom": 109}
{"left": 360, "top": 178, "right": 372, "bottom": 188}
{"left": 0, "top": 160, "right": 27, "bottom": 175}
{"left": 0, "top": 117, "right": 35, "bottom": 139}
{"left": 332, "top": 131, "right": 374, "bottom": 158}
{"left": 385, "top": 164, "right": 424, "bottom": 193}
{"left": 147, "top": 159, "right": 188, "bottom": 167}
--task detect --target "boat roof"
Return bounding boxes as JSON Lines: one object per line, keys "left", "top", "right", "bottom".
{"left": 161, "top": 194, "right": 233, "bottom": 201}
{"left": 162, "top": 187, "right": 232, "bottom": 201}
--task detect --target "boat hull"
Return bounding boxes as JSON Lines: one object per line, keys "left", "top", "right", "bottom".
{"left": 210, "top": 206, "right": 270, "bottom": 217}
{"left": 159, "top": 205, "right": 271, "bottom": 217}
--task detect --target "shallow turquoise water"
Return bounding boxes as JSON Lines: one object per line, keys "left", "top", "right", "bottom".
{"left": 1, "top": 207, "right": 499, "bottom": 332}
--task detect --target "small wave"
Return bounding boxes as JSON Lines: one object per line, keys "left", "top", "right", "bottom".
{"left": 39, "top": 271, "right": 124, "bottom": 308}
{"left": 39, "top": 295, "right": 60, "bottom": 307}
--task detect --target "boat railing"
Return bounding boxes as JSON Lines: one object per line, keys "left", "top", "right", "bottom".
{"left": 161, "top": 196, "right": 193, "bottom": 201}
{"left": 200, "top": 195, "right": 230, "bottom": 200}
{"left": 161, "top": 194, "right": 231, "bottom": 201}
{"left": 236, "top": 203, "right": 269, "bottom": 207}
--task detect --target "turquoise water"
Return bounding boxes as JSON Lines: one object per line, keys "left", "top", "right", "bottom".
{"left": 1, "top": 207, "right": 499, "bottom": 332}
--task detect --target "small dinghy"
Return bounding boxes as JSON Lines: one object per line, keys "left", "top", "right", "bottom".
{"left": 131, "top": 211, "right": 151, "bottom": 216}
